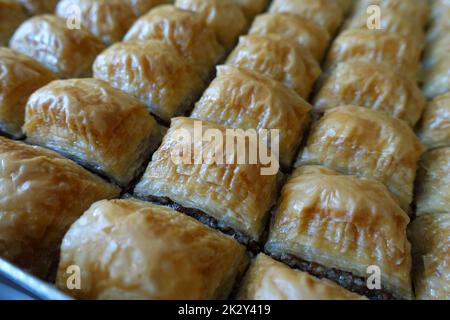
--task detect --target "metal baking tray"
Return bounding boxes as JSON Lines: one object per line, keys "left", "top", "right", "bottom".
{"left": 0, "top": 258, "right": 71, "bottom": 300}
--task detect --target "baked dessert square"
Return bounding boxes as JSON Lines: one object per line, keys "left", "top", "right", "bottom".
{"left": 296, "top": 105, "right": 425, "bottom": 211}
{"left": 191, "top": 65, "right": 311, "bottom": 169}
{"left": 269, "top": 0, "right": 344, "bottom": 35}
{"left": 56, "top": 0, "right": 169, "bottom": 45}
{"left": 226, "top": 34, "right": 321, "bottom": 99}
{"left": 175, "top": 0, "right": 248, "bottom": 51}
{"left": 237, "top": 253, "right": 367, "bottom": 300}
{"left": 134, "top": 117, "right": 281, "bottom": 245}
{"left": 23, "top": 78, "right": 164, "bottom": 188}
{"left": 93, "top": 39, "right": 204, "bottom": 123}
{"left": 409, "top": 214, "right": 450, "bottom": 300}
{"left": 418, "top": 93, "right": 450, "bottom": 150}
{"left": 0, "top": 137, "right": 120, "bottom": 278}
{"left": 249, "top": 12, "right": 330, "bottom": 62}
{"left": 343, "top": 9, "right": 426, "bottom": 45}
{"left": 56, "top": 198, "right": 248, "bottom": 300}
{"left": 354, "top": 0, "right": 430, "bottom": 27}
{"left": 415, "top": 148, "right": 450, "bottom": 216}
{"left": 265, "top": 165, "right": 413, "bottom": 300}
{"left": 422, "top": 35, "right": 450, "bottom": 99}
{"left": 10, "top": 15, "right": 105, "bottom": 79}
{"left": 325, "top": 29, "right": 423, "bottom": 80}
{"left": 124, "top": 4, "right": 225, "bottom": 80}
{"left": 0, "top": 47, "right": 56, "bottom": 138}
{"left": 313, "top": 60, "right": 426, "bottom": 127}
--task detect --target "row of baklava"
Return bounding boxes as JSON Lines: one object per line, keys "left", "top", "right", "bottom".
{"left": 232, "top": 0, "right": 442, "bottom": 301}
{"left": 244, "top": 0, "right": 429, "bottom": 300}
{"left": 409, "top": 0, "right": 450, "bottom": 301}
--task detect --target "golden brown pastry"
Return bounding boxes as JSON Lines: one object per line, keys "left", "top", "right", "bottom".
{"left": 265, "top": 165, "right": 413, "bottom": 300}
{"left": 418, "top": 93, "right": 450, "bottom": 150}
{"left": 0, "top": 137, "right": 120, "bottom": 278}
{"left": 15, "top": 0, "right": 58, "bottom": 15}
{"left": 0, "top": 47, "right": 56, "bottom": 138}
{"left": 344, "top": 9, "right": 426, "bottom": 45}
{"left": 0, "top": 0, "right": 27, "bottom": 46}
{"left": 55, "top": 0, "right": 137, "bottom": 45}
{"left": 230, "top": 0, "right": 268, "bottom": 19}
{"left": 297, "top": 106, "right": 425, "bottom": 211}
{"left": 409, "top": 214, "right": 450, "bottom": 300}
{"left": 313, "top": 60, "right": 426, "bottom": 127}
{"left": 325, "top": 29, "right": 423, "bottom": 80}
{"left": 422, "top": 35, "right": 450, "bottom": 98}
{"left": 134, "top": 117, "right": 280, "bottom": 244}
{"left": 269, "top": 0, "right": 344, "bottom": 35}
{"left": 415, "top": 148, "right": 450, "bottom": 216}
{"left": 249, "top": 12, "right": 330, "bottom": 62}
{"left": 238, "top": 254, "right": 367, "bottom": 300}
{"left": 10, "top": 15, "right": 105, "bottom": 79}
{"left": 93, "top": 40, "right": 203, "bottom": 123}
{"left": 23, "top": 78, "right": 164, "bottom": 187}
{"left": 56, "top": 198, "right": 248, "bottom": 300}
{"left": 227, "top": 34, "right": 321, "bottom": 99}
{"left": 428, "top": 4, "right": 450, "bottom": 41}
{"left": 124, "top": 5, "right": 225, "bottom": 79}
{"left": 175, "top": 0, "right": 248, "bottom": 51}
{"left": 191, "top": 65, "right": 311, "bottom": 169}
{"left": 355, "top": 0, "right": 430, "bottom": 27}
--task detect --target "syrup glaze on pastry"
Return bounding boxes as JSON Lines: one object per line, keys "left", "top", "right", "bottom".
{"left": 56, "top": 198, "right": 248, "bottom": 300}
{"left": 23, "top": 78, "right": 164, "bottom": 187}
{"left": 0, "top": 47, "right": 56, "bottom": 138}
{"left": 0, "top": 137, "right": 120, "bottom": 278}
{"left": 265, "top": 165, "right": 413, "bottom": 300}
{"left": 10, "top": 15, "right": 105, "bottom": 79}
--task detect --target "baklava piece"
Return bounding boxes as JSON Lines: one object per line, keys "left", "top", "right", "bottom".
{"left": 0, "top": 0, "right": 27, "bottom": 46}
{"left": 23, "top": 79, "right": 164, "bottom": 188}
{"left": 297, "top": 106, "right": 425, "bottom": 211}
{"left": 134, "top": 117, "right": 281, "bottom": 247}
{"left": 124, "top": 5, "right": 225, "bottom": 79}
{"left": 175, "top": 0, "right": 248, "bottom": 51}
{"left": 0, "top": 137, "right": 120, "bottom": 278}
{"left": 269, "top": 0, "right": 344, "bottom": 35}
{"left": 265, "top": 165, "right": 413, "bottom": 300}
{"left": 238, "top": 254, "right": 367, "bottom": 300}
{"left": 56, "top": 199, "right": 248, "bottom": 300}
{"left": 93, "top": 40, "right": 203, "bottom": 123}
{"left": 355, "top": 0, "right": 430, "bottom": 27}
{"left": 231, "top": 0, "right": 268, "bottom": 19}
{"left": 325, "top": 29, "right": 422, "bottom": 80}
{"left": 313, "top": 60, "right": 426, "bottom": 127}
{"left": 0, "top": 48, "right": 56, "bottom": 138}
{"left": 191, "top": 65, "right": 311, "bottom": 169}
{"left": 415, "top": 148, "right": 450, "bottom": 216}
{"left": 418, "top": 93, "right": 450, "bottom": 150}
{"left": 16, "top": 0, "right": 59, "bottom": 15}
{"left": 344, "top": 9, "right": 426, "bottom": 45}
{"left": 227, "top": 34, "right": 321, "bottom": 99}
{"left": 249, "top": 12, "right": 330, "bottom": 62}
{"left": 409, "top": 214, "right": 450, "bottom": 300}
{"left": 10, "top": 15, "right": 105, "bottom": 79}
{"left": 56, "top": 0, "right": 169, "bottom": 45}
{"left": 422, "top": 35, "right": 450, "bottom": 99}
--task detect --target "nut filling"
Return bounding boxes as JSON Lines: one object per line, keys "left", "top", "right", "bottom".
{"left": 269, "top": 252, "right": 400, "bottom": 300}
